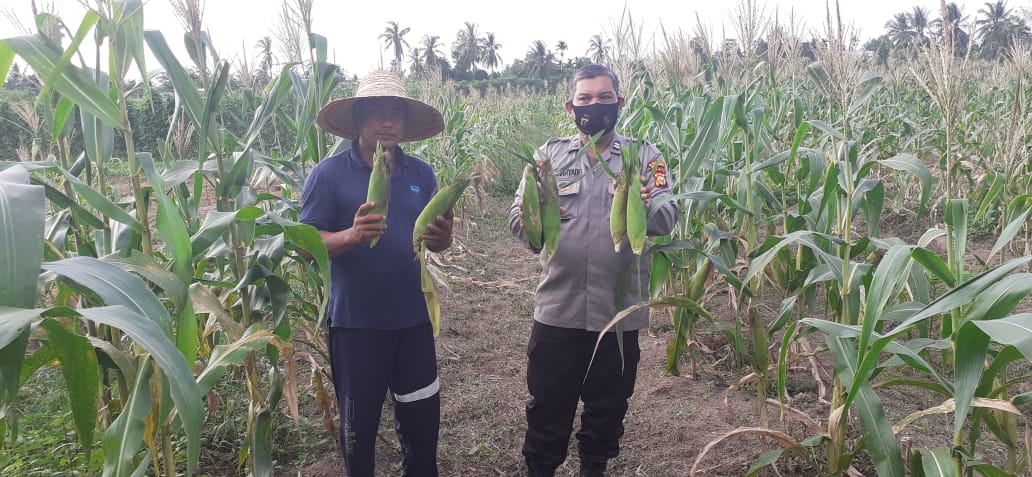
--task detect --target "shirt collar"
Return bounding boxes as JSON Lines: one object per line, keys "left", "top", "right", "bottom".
{"left": 567, "top": 133, "right": 626, "bottom": 164}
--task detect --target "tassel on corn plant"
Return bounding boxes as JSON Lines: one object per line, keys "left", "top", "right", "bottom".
{"left": 366, "top": 141, "right": 390, "bottom": 247}
{"left": 521, "top": 166, "right": 544, "bottom": 251}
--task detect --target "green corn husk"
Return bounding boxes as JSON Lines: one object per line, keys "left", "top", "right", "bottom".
{"left": 419, "top": 244, "right": 442, "bottom": 336}
{"left": 412, "top": 176, "right": 471, "bottom": 253}
{"left": 610, "top": 174, "right": 628, "bottom": 252}
{"left": 624, "top": 145, "right": 647, "bottom": 255}
{"left": 521, "top": 166, "right": 544, "bottom": 251}
{"left": 538, "top": 157, "right": 561, "bottom": 260}
{"left": 366, "top": 142, "right": 390, "bottom": 247}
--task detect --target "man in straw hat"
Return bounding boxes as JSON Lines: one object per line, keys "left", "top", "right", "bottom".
{"left": 300, "top": 70, "right": 453, "bottom": 476}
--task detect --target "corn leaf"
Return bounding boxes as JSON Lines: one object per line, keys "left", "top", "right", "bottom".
{"left": 912, "top": 247, "right": 956, "bottom": 287}
{"left": 196, "top": 326, "right": 274, "bottom": 394}
{"left": 81, "top": 70, "right": 115, "bottom": 177}
{"left": 78, "top": 306, "right": 202, "bottom": 476}
{"left": 144, "top": 30, "right": 205, "bottom": 140}
{"left": 66, "top": 170, "right": 143, "bottom": 232}
{"left": 919, "top": 447, "right": 956, "bottom": 477}
{"left": 52, "top": 96, "right": 77, "bottom": 140}
{"left": 110, "top": 0, "right": 148, "bottom": 84}
{"left": 989, "top": 199, "right": 1031, "bottom": 260}
{"left": 678, "top": 96, "right": 725, "bottom": 182}
{"left": 0, "top": 307, "right": 37, "bottom": 406}
{"left": 40, "top": 318, "right": 100, "bottom": 452}
{"left": 0, "top": 41, "right": 14, "bottom": 85}
{"left": 102, "top": 251, "right": 186, "bottom": 300}
{"left": 842, "top": 255, "right": 1032, "bottom": 419}
{"left": 239, "top": 64, "right": 294, "bottom": 154}
{"left": 4, "top": 32, "right": 122, "bottom": 128}
{"left": 0, "top": 165, "right": 44, "bottom": 308}
{"left": 972, "top": 314, "right": 1032, "bottom": 361}
{"left": 827, "top": 337, "right": 905, "bottom": 477}
{"left": 101, "top": 355, "right": 153, "bottom": 477}
{"left": 41, "top": 256, "right": 171, "bottom": 333}
{"left": 877, "top": 154, "right": 932, "bottom": 218}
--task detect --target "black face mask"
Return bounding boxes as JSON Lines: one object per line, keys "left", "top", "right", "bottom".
{"left": 571, "top": 102, "right": 619, "bottom": 137}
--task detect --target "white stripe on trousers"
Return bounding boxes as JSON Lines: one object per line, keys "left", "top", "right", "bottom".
{"left": 393, "top": 377, "right": 440, "bottom": 403}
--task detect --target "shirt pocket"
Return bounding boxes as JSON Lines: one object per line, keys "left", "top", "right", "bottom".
{"left": 557, "top": 180, "right": 579, "bottom": 220}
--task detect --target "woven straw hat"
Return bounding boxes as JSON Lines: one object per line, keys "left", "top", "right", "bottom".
{"left": 316, "top": 70, "right": 444, "bottom": 142}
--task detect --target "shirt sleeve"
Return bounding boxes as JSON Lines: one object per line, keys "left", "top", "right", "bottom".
{"left": 299, "top": 163, "right": 337, "bottom": 232}
{"left": 640, "top": 143, "right": 679, "bottom": 236}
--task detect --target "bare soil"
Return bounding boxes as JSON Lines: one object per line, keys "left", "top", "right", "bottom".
{"left": 276, "top": 195, "right": 1027, "bottom": 477}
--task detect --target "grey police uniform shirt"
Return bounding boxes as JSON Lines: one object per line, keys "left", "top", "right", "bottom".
{"left": 508, "top": 134, "right": 680, "bottom": 332}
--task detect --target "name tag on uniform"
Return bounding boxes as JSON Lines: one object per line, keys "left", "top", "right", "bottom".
{"left": 558, "top": 181, "right": 580, "bottom": 195}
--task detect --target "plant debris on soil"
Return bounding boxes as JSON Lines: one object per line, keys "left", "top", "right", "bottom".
{"left": 277, "top": 195, "right": 1025, "bottom": 477}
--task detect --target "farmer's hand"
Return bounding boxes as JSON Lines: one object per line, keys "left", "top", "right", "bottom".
{"left": 422, "top": 208, "right": 454, "bottom": 252}
{"left": 347, "top": 202, "right": 387, "bottom": 246}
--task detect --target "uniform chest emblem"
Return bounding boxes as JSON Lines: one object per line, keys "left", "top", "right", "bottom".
{"left": 410, "top": 185, "right": 422, "bottom": 193}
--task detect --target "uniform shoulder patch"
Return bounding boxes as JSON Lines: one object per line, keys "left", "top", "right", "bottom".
{"left": 647, "top": 159, "right": 669, "bottom": 189}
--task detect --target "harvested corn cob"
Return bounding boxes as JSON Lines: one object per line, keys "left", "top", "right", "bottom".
{"left": 538, "top": 157, "right": 561, "bottom": 260}
{"left": 610, "top": 170, "right": 628, "bottom": 252}
{"left": 412, "top": 176, "right": 471, "bottom": 253}
{"left": 366, "top": 142, "right": 390, "bottom": 247}
{"left": 521, "top": 166, "right": 544, "bottom": 251}
{"left": 624, "top": 144, "right": 647, "bottom": 255}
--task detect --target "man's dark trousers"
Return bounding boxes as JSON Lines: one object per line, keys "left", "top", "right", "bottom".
{"left": 522, "top": 322, "right": 640, "bottom": 475}
{"left": 329, "top": 322, "right": 440, "bottom": 477}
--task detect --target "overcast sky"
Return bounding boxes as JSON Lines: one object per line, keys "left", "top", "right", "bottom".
{"left": 0, "top": 0, "right": 1006, "bottom": 78}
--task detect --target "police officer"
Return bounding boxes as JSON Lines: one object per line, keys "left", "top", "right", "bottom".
{"left": 509, "top": 64, "right": 679, "bottom": 477}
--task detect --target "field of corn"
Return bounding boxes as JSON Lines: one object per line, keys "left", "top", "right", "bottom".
{"left": 1, "top": 0, "right": 1031, "bottom": 476}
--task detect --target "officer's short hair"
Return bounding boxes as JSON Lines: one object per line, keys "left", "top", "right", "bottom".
{"left": 569, "top": 64, "right": 620, "bottom": 98}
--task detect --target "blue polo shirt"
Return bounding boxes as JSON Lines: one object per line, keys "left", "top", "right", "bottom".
{"left": 300, "top": 146, "right": 437, "bottom": 329}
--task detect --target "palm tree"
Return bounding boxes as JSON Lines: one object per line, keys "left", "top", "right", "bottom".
{"left": 479, "top": 32, "right": 503, "bottom": 74}
{"left": 931, "top": 2, "right": 970, "bottom": 52}
{"left": 975, "top": 0, "right": 1016, "bottom": 58}
{"left": 555, "top": 40, "right": 568, "bottom": 66}
{"left": 408, "top": 47, "right": 425, "bottom": 77}
{"left": 587, "top": 34, "right": 609, "bottom": 64}
{"left": 254, "top": 36, "right": 274, "bottom": 86}
{"left": 526, "top": 40, "right": 554, "bottom": 79}
{"left": 451, "top": 22, "right": 481, "bottom": 76}
{"left": 885, "top": 12, "right": 915, "bottom": 48}
{"left": 380, "top": 21, "right": 411, "bottom": 73}
{"left": 420, "top": 35, "right": 446, "bottom": 71}
{"left": 909, "top": 6, "right": 932, "bottom": 47}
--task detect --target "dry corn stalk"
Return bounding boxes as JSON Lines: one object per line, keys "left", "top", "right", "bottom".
{"left": 366, "top": 141, "right": 390, "bottom": 247}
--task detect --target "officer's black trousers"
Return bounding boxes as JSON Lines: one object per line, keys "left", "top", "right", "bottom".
{"left": 522, "top": 321, "right": 640, "bottom": 474}
{"left": 328, "top": 323, "right": 440, "bottom": 477}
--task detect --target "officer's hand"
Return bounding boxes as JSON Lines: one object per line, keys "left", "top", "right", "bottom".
{"left": 639, "top": 175, "right": 653, "bottom": 208}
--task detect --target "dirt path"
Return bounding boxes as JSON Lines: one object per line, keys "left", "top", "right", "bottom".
{"left": 291, "top": 195, "right": 810, "bottom": 476}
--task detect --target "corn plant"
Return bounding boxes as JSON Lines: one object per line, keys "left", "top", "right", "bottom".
{"left": 0, "top": 2, "right": 331, "bottom": 476}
